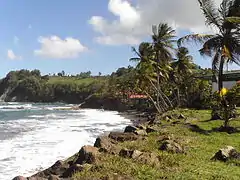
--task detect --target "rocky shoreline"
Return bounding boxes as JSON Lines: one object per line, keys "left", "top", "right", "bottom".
{"left": 12, "top": 109, "right": 240, "bottom": 180}
{"left": 12, "top": 109, "right": 155, "bottom": 180}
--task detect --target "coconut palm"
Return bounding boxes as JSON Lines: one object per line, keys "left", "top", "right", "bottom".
{"left": 172, "top": 47, "right": 194, "bottom": 75}
{"left": 178, "top": 0, "right": 240, "bottom": 91}
{"left": 130, "top": 23, "right": 176, "bottom": 113}
{"left": 170, "top": 47, "right": 194, "bottom": 106}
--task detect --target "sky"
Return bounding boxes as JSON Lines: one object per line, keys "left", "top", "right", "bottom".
{"left": 0, "top": 0, "right": 238, "bottom": 77}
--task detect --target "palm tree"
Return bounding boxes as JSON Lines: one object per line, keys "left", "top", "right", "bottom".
{"left": 172, "top": 47, "right": 194, "bottom": 75}
{"left": 130, "top": 23, "right": 176, "bottom": 113}
{"left": 178, "top": 0, "right": 240, "bottom": 91}
{"left": 171, "top": 47, "right": 194, "bottom": 106}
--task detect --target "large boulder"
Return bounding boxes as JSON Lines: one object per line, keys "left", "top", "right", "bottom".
{"left": 136, "top": 152, "right": 160, "bottom": 166}
{"left": 211, "top": 146, "right": 240, "bottom": 162}
{"left": 119, "top": 149, "right": 135, "bottom": 158}
{"left": 119, "top": 148, "right": 159, "bottom": 166}
{"left": 159, "top": 140, "right": 184, "bottom": 153}
{"left": 94, "top": 136, "right": 120, "bottom": 155}
{"left": 31, "top": 160, "right": 69, "bottom": 178}
{"left": 75, "top": 145, "right": 99, "bottom": 164}
{"left": 124, "top": 126, "right": 138, "bottom": 133}
{"left": 108, "top": 132, "right": 138, "bottom": 142}
{"left": 62, "top": 164, "right": 84, "bottom": 178}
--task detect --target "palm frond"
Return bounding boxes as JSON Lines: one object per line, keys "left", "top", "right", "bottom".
{"left": 226, "top": 16, "right": 240, "bottom": 23}
{"left": 199, "top": 35, "right": 222, "bottom": 57}
{"left": 177, "top": 34, "right": 214, "bottom": 47}
{"left": 220, "top": 0, "right": 235, "bottom": 18}
{"left": 198, "top": 0, "right": 223, "bottom": 28}
{"left": 129, "top": 57, "right": 140, "bottom": 62}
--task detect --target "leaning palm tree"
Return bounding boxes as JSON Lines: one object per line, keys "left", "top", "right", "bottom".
{"left": 130, "top": 23, "right": 176, "bottom": 113}
{"left": 178, "top": 0, "right": 240, "bottom": 91}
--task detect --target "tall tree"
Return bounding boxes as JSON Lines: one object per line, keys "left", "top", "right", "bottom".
{"left": 178, "top": 0, "right": 240, "bottom": 91}
{"left": 131, "top": 23, "right": 176, "bottom": 113}
{"left": 171, "top": 47, "right": 194, "bottom": 106}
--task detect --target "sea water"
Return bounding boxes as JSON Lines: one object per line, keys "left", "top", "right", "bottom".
{"left": 0, "top": 102, "right": 132, "bottom": 180}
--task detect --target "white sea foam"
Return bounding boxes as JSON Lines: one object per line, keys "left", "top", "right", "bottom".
{"left": 0, "top": 106, "right": 131, "bottom": 180}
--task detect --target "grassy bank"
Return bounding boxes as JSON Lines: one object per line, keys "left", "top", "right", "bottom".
{"left": 73, "top": 109, "right": 240, "bottom": 180}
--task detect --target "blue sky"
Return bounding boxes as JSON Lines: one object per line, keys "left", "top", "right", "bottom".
{"left": 0, "top": 0, "right": 238, "bottom": 77}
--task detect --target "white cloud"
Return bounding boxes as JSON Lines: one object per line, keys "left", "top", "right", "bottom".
{"left": 89, "top": 0, "right": 222, "bottom": 45}
{"left": 14, "top": 36, "right": 19, "bottom": 45}
{"left": 34, "top": 36, "right": 88, "bottom": 59}
{"left": 7, "top": 49, "right": 22, "bottom": 60}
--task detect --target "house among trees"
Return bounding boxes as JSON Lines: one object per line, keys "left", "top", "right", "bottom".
{"left": 198, "top": 70, "right": 240, "bottom": 92}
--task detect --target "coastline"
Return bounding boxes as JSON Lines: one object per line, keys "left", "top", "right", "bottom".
{"left": 12, "top": 108, "right": 153, "bottom": 180}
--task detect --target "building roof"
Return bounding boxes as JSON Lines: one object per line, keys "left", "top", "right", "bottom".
{"left": 197, "top": 70, "right": 240, "bottom": 81}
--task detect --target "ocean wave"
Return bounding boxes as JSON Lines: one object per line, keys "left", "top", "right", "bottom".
{"left": 0, "top": 108, "right": 131, "bottom": 180}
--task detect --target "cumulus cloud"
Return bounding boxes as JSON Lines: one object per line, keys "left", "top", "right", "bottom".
{"left": 89, "top": 0, "right": 222, "bottom": 45}
{"left": 7, "top": 49, "right": 22, "bottom": 60}
{"left": 34, "top": 36, "right": 88, "bottom": 59}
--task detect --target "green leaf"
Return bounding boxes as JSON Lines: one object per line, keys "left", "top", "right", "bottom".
{"left": 226, "top": 17, "right": 240, "bottom": 24}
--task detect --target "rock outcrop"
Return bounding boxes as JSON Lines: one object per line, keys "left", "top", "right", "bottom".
{"left": 211, "top": 146, "right": 240, "bottom": 162}
{"left": 159, "top": 139, "right": 184, "bottom": 153}
{"left": 119, "top": 148, "right": 159, "bottom": 166}
{"left": 108, "top": 132, "right": 138, "bottom": 142}
{"left": 94, "top": 136, "right": 120, "bottom": 155}
{"left": 75, "top": 145, "right": 99, "bottom": 165}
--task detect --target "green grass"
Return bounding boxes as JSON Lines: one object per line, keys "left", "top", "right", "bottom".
{"left": 73, "top": 109, "right": 240, "bottom": 180}
{"left": 47, "top": 76, "right": 107, "bottom": 86}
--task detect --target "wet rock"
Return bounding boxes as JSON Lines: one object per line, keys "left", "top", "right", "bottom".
{"left": 211, "top": 146, "right": 240, "bottom": 162}
{"left": 94, "top": 136, "right": 120, "bottom": 155}
{"left": 75, "top": 145, "right": 99, "bottom": 164}
{"left": 159, "top": 140, "right": 184, "bottom": 153}
{"left": 124, "top": 125, "right": 138, "bottom": 133}
{"left": 108, "top": 132, "right": 138, "bottom": 142}
{"left": 62, "top": 164, "right": 84, "bottom": 178}
{"left": 31, "top": 160, "right": 69, "bottom": 178}
{"left": 12, "top": 176, "right": 27, "bottom": 180}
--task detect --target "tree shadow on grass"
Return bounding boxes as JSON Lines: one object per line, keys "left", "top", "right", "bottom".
{"left": 185, "top": 123, "right": 240, "bottom": 135}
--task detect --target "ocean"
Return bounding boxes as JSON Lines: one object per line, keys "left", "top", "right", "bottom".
{"left": 0, "top": 102, "right": 132, "bottom": 180}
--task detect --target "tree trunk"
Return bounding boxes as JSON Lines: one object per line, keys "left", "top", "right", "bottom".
{"left": 177, "top": 88, "right": 180, "bottom": 107}
{"left": 218, "top": 57, "right": 224, "bottom": 91}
